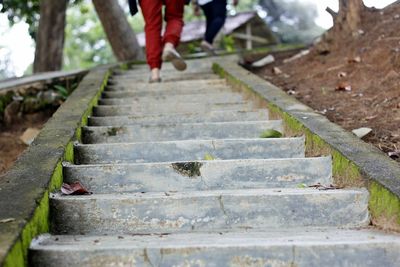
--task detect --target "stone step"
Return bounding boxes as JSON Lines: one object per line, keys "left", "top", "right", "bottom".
{"left": 82, "top": 121, "right": 283, "bottom": 143}
{"left": 63, "top": 157, "right": 332, "bottom": 193}
{"left": 112, "top": 65, "right": 213, "bottom": 77}
{"left": 111, "top": 72, "right": 219, "bottom": 83}
{"left": 88, "top": 110, "right": 269, "bottom": 126}
{"left": 98, "top": 92, "right": 244, "bottom": 105}
{"left": 102, "top": 86, "right": 229, "bottom": 98}
{"left": 92, "top": 103, "right": 254, "bottom": 117}
{"left": 30, "top": 229, "right": 400, "bottom": 267}
{"left": 75, "top": 137, "right": 305, "bottom": 164}
{"left": 49, "top": 188, "right": 369, "bottom": 235}
{"left": 105, "top": 78, "right": 226, "bottom": 92}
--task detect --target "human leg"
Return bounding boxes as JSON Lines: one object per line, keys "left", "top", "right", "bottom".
{"left": 204, "top": 0, "right": 227, "bottom": 44}
{"left": 162, "top": 0, "right": 187, "bottom": 71}
{"left": 140, "top": 0, "right": 163, "bottom": 79}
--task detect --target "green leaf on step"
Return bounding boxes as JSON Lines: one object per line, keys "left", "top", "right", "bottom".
{"left": 259, "top": 129, "right": 283, "bottom": 138}
{"left": 204, "top": 153, "right": 216, "bottom": 161}
{"left": 297, "top": 183, "right": 307, "bottom": 189}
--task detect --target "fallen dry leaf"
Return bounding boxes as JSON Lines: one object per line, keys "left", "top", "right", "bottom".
{"left": 348, "top": 56, "right": 361, "bottom": 63}
{"left": 338, "top": 71, "right": 347, "bottom": 78}
{"left": 335, "top": 82, "right": 352, "bottom": 91}
{"left": 365, "top": 115, "right": 378, "bottom": 121}
{"left": 61, "top": 182, "right": 91, "bottom": 195}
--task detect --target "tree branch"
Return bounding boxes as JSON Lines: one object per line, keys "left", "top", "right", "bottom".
{"left": 325, "top": 6, "right": 338, "bottom": 19}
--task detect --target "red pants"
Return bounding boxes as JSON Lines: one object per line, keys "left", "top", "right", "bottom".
{"left": 140, "top": 0, "right": 185, "bottom": 69}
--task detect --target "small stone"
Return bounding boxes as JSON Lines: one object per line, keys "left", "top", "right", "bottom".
{"left": 352, "top": 127, "right": 372, "bottom": 139}
{"left": 272, "top": 67, "right": 283, "bottom": 75}
{"left": 20, "top": 128, "right": 41, "bottom": 145}
{"left": 251, "top": 55, "right": 275, "bottom": 67}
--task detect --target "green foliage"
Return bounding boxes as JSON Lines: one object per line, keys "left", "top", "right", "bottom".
{"left": 221, "top": 35, "right": 235, "bottom": 52}
{"left": 63, "top": 1, "right": 114, "bottom": 70}
{"left": 64, "top": 0, "right": 146, "bottom": 70}
{"left": 53, "top": 85, "right": 69, "bottom": 99}
{"left": 0, "top": 0, "right": 82, "bottom": 39}
{"left": 0, "top": 0, "right": 40, "bottom": 38}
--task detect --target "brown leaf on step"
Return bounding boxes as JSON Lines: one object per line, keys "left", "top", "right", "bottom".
{"left": 61, "top": 182, "right": 91, "bottom": 195}
{"left": 365, "top": 115, "right": 378, "bottom": 121}
{"left": 348, "top": 56, "right": 361, "bottom": 63}
{"left": 308, "top": 183, "right": 344, "bottom": 190}
{"left": 335, "top": 82, "right": 352, "bottom": 91}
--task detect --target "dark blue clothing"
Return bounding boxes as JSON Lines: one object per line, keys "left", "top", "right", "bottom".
{"left": 201, "top": 0, "right": 227, "bottom": 44}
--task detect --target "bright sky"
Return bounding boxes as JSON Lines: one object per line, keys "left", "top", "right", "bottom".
{"left": 0, "top": 0, "right": 397, "bottom": 77}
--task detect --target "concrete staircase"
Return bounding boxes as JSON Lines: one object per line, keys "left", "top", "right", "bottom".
{"left": 29, "top": 62, "right": 400, "bottom": 266}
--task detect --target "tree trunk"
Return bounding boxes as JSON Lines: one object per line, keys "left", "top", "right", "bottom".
{"left": 317, "top": 0, "right": 367, "bottom": 52}
{"left": 92, "top": 0, "right": 144, "bottom": 62}
{"left": 334, "top": 0, "right": 365, "bottom": 34}
{"left": 33, "top": 0, "right": 68, "bottom": 73}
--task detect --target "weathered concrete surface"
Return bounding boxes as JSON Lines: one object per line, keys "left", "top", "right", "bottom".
{"left": 63, "top": 157, "right": 332, "bottom": 193}
{"left": 75, "top": 137, "right": 305, "bottom": 164}
{"left": 105, "top": 79, "right": 226, "bottom": 92}
{"left": 88, "top": 110, "right": 269, "bottom": 127}
{"left": 93, "top": 102, "right": 254, "bottom": 116}
{"left": 30, "top": 229, "right": 400, "bottom": 267}
{"left": 0, "top": 68, "right": 109, "bottom": 266}
{"left": 98, "top": 92, "right": 244, "bottom": 105}
{"left": 110, "top": 71, "right": 218, "bottom": 83}
{"left": 215, "top": 58, "right": 400, "bottom": 200}
{"left": 50, "top": 188, "right": 369, "bottom": 235}
{"left": 82, "top": 120, "right": 283, "bottom": 143}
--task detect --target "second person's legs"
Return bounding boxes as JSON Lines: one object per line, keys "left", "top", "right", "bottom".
{"left": 204, "top": 0, "right": 227, "bottom": 44}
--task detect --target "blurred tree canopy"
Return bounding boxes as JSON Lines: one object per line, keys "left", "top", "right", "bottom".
{"left": 0, "top": 0, "right": 82, "bottom": 39}
{"left": 0, "top": 0, "right": 325, "bottom": 75}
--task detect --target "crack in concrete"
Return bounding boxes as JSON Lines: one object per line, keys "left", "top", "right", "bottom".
{"left": 143, "top": 248, "right": 155, "bottom": 267}
{"left": 218, "top": 195, "right": 228, "bottom": 216}
{"left": 199, "top": 175, "right": 211, "bottom": 189}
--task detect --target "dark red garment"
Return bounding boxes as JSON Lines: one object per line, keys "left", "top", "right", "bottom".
{"left": 140, "top": 0, "right": 185, "bottom": 69}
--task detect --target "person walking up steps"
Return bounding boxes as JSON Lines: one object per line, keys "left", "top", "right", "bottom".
{"left": 129, "top": 0, "right": 187, "bottom": 82}
{"left": 194, "top": 0, "right": 238, "bottom": 55}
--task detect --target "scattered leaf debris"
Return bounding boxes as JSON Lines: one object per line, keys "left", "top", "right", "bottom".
{"left": 61, "top": 182, "right": 91, "bottom": 195}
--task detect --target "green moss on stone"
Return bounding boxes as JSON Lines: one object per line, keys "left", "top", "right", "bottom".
{"left": 3, "top": 161, "right": 63, "bottom": 266}
{"left": 64, "top": 142, "right": 75, "bottom": 163}
{"left": 3, "top": 240, "right": 24, "bottom": 267}
{"left": 369, "top": 182, "right": 400, "bottom": 231}
{"left": 2, "top": 70, "right": 112, "bottom": 266}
